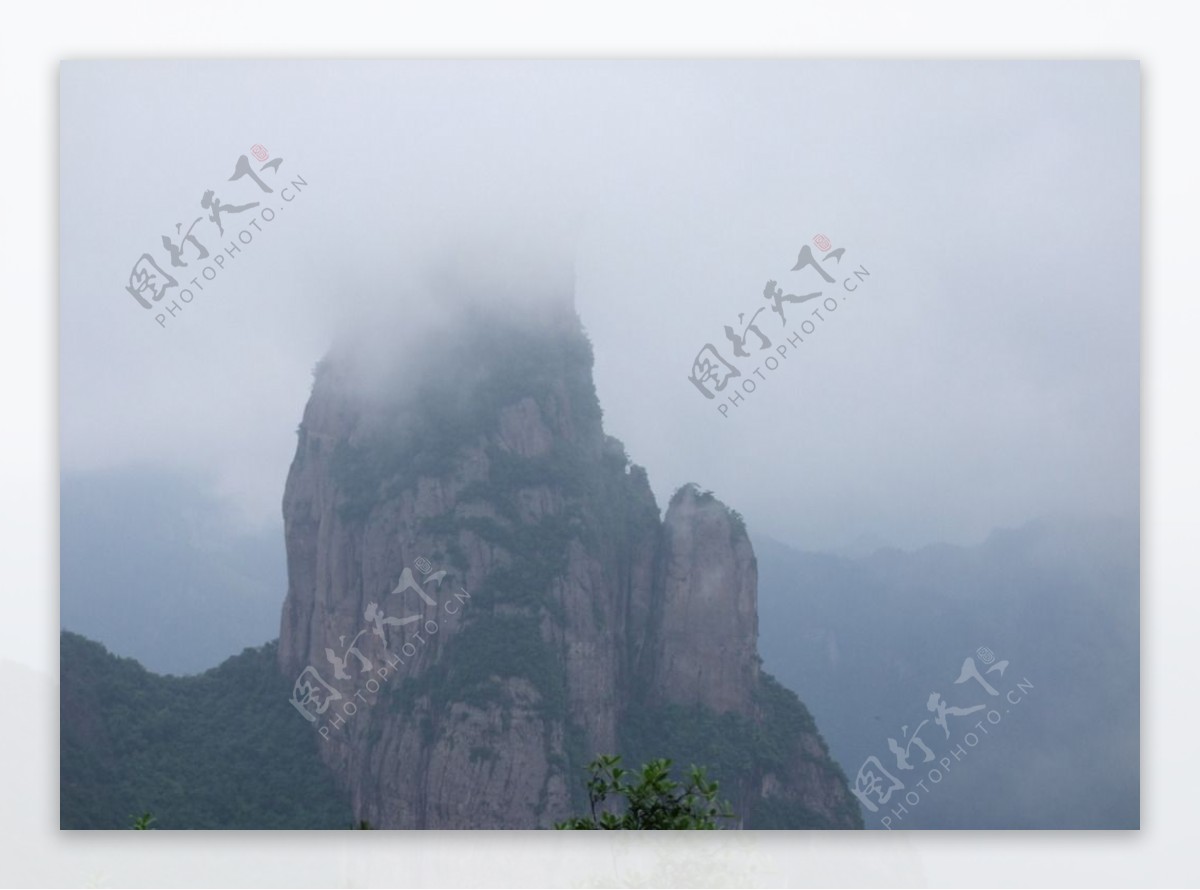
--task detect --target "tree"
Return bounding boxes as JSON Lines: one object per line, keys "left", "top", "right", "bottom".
{"left": 131, "top": 812, "right": 155, "bottom": 830}
{"left": 556, "top": 755, "right": 734, "bottom": 830}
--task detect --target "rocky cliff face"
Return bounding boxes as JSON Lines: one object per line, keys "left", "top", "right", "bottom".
{"left": 277, "top": 296, "right": 861, "bottom": 829}
{"left": 650, "top": 490, "right": 759, "bottom": 717}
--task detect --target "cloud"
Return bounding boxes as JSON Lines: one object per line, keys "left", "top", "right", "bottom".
{"left": 60, "top": 61, "right": 1139, "bottom": 548}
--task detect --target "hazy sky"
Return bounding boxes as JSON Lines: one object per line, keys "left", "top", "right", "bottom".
{"left": 60, "top": 60, "right": 1139, "bottom": 551}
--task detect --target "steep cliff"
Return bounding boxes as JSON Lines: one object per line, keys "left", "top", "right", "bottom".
{"left": 278, "top": 295, "right": 861, "bottom": 829}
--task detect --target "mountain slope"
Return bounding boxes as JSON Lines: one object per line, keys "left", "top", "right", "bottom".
{"left": 60, "top": 631, "right": 352, "bottom": 829}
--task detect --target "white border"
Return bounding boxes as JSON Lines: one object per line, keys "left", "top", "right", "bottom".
{"left": 3, "top": 1, "right": 1192, "bottom": 886}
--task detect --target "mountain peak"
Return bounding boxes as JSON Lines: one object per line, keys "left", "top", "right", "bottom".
{"left": 277, "top": 289, "right": 860, "bottom": 828}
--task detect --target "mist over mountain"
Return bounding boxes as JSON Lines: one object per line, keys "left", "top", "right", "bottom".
{"left": 61, "top": 468, "right": 285, "bottom": 675}
{"left": 755, "top": 517, "right": 1139, "bottom": 829}
{"left": 54, "top": 60, "right": 1139, "bottom": 839}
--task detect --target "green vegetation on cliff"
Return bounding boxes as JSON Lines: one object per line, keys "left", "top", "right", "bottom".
{"left": 621, "top": 673, "right": 864, "bottom": 829}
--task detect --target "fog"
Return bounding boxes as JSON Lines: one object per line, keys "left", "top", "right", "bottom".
{"left": 60, "top": 60, "right": 1138, "bottom": 552}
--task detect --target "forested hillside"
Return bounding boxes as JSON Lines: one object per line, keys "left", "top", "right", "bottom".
{"left": 60, "top": 631, "right": 352, "bottom": 829}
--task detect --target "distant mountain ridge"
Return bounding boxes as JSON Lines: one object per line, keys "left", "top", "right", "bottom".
{"left": 755, "top": 515, "right": 1139, "bottom": 829}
